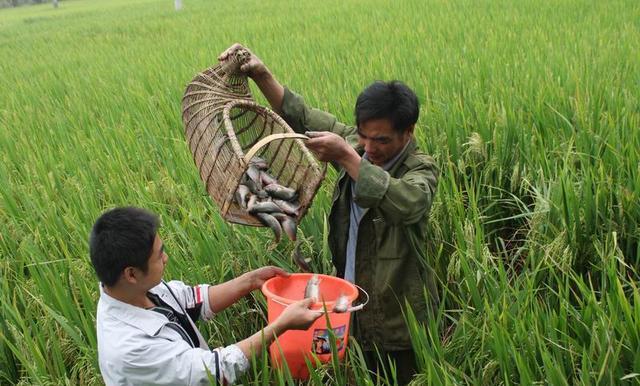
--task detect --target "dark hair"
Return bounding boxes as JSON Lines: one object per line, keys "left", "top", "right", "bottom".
{"left": 355, "top": 80, "right": 419, "bottom": 132}
{"left": 89, "top": 207, "right": 159, "bottom": 287}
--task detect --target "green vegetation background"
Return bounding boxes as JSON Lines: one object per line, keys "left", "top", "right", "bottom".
{"left": 1, "top": 0, "right": 639, "bottom": 384}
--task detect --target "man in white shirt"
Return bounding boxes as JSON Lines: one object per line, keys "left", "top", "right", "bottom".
{"left": 90, "top": 207, "right": 321, "bottom": 385}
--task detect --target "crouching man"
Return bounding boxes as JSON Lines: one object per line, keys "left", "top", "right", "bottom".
{"left": 90, "top": 206, "right": 321, "bottom": 385}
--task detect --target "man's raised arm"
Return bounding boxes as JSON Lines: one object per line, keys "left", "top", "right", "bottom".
{"left": 218, "top": 44, "right": 355, "bottom": 138}
{"left": 218, "top": 43, "right": 285, "bottom": 113}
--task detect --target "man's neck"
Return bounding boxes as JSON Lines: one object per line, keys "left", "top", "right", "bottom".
{"left": 104, "top": 284, "right": 155, "bottom": 309}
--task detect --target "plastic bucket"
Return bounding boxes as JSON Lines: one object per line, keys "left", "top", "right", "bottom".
{"left": 261, "top": 273, "right": 363, "bottom": 379}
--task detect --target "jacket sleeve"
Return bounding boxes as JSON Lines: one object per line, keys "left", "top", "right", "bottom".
{"left": 280, "top": 87, "right": 357, "bottom": 138}
{"left": 121, "top": 336, "right": 249, "bottom": 385}
{"left": 164, "top": 280, "right": 214, "bottom": 321}
{"left": 353, "top": 156, "right": 439, "bottom": 225}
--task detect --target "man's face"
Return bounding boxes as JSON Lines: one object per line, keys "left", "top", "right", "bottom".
{"left": 357, "top": 118, "right": 413, "bottom": 166}
{"left": 138, "top": 235, "right": 168, "bottom": 290}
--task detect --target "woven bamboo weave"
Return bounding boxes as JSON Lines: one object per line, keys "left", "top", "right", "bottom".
{"left": 181, "top": 49, "right": 325, "bottom": 226}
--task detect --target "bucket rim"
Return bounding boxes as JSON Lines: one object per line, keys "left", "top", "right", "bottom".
{"left": 261, "top": 273, "right": 359, "bottom": 308}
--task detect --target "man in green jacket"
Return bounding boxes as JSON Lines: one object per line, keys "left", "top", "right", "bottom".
{"left": 219, "top": 44, "right": 439, "bottom": 384}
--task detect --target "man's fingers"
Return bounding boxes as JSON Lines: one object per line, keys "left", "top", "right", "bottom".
{"left": 306, "top": 135, "right": 329, "bottom": 147}
{"left": 304, "top": 131, "right": 327, "bottom": 138}
{"left": 300, "top": 297, "right": 316, "bottom": 308}
{"left": 305, "top": 139, "right": 330, "bottom": 153}
{"left": 240, "top": 62, "right": 258, "bottom": 73}
{"left": 272, "top": 267, "right": 291, "bottom": 277}
{"left": 222, "top": 43, "right": 243, "bottom": 59}
{"left": 305, "top": 138, "right": 321, "bottom": 148}
{"left": 218, "top": 43, "right": 244, "bottom": 61}
{"left": 218, "top": 48, "right": 231, "bottom": 61}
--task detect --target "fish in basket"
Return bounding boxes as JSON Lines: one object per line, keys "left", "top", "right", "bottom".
{"left": 181, "top": 49, "right": 325, "bottom": 270}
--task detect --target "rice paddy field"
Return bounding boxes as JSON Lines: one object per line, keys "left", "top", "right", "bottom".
{"left": 1, "top": 0, "right": 639, "bottom": 384}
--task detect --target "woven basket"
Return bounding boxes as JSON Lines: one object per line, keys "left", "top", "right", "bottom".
{"left": 181, "top": 50, "right": 325, "bottom": 226}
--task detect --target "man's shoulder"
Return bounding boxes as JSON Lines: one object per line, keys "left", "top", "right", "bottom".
{"left": 96, "top": 298, "right": 146, "bottom": 337}
{"left": 96, "top": 306, "right": 145, "bottom": 365}
{"left": 97, "top": 289, "right": 169, "bottom": 339}
{"left": 402, "top": 148, "right": 437, "bottom": 171}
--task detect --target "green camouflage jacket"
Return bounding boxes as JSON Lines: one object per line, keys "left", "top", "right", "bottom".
{"left": 280, "top": 88, "right": 439, "bottom": 350}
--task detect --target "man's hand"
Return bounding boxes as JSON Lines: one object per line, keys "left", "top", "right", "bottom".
{"left": 218, "top": 43, "right": 285, "bottom": 112}
{"left": 305, "top": 131, "right": 362, "bottom": 179}
{"left": 218, "top": 43, "right": 270, "bottom": 80}
{"left": 244, "top": 266, "right": 290, "bottom": 292}
{"left": 208, "top": 266, "right": 288, "bottom": 314}
{"left": 305, "top": 131, "right": 352, "bottom": 162}
{"left": 236, "top": 297, "right": 323, "bottom": 359}
{"left": 274, "top": 298, "right": 323, "bottom": 333}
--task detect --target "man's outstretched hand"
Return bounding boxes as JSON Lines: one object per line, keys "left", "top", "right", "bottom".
{"left": 218, "top": 43, "right": 270, "bottom": 80}
{"left": 274, "top": 298, "right": 323, "bottom": 332}
{"left": 218, "top": 43, "right": 285, "bottom": 111}
{"left": 304, "top": 131, "right": 350, "bottom": 162}
{"left": 305, "top": 131, "right": 362, "bottom": 179}
{"left": 245, "top": 266, "right": 290, "bottom": 292}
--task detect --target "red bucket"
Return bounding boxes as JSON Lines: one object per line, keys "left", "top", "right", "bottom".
{"left": 261, "top": 273, "right": 365, "bottom": 379}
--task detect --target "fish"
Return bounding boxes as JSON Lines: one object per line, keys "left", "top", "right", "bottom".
{"left": 240, "top": 158, "right": 302, "bottom": 245}
{"left": 234, "top": 184, "right": 250, "bottom": 209}
{"left": 245, "top": 165, "right": 262, "bottom": 186}
{"left": 248, "top": 201, "right": 283, "bottom": 214}
{"left": 272, "top": 213, "right": 297, "bottom": 241}
{"left": 247, "top": 194, "right": 258, "bottom": 211}
{"left": 293, "top": 241, "right": 312, "bottom": 272}
{"left": 254, "top": 212, "right": 282, "bottom": 243}
{"left": 250, "top": 156, "right": 268, "bottom": 170}
{"left": 333, "top": 293, "right": 350, "bottom": 313}
{"left": 304, "top": 274, "right": 321, "bottom": 300}
{"left": 264, "top": 184, "right": 298, "bottom": 201}
{"left": 273, "top": 199, "right": 300, "bottom": 217}
{"left": 241, "top": 180, "right": 268, "bottom": 199}
{"left": 260, "top": 171, "right": 279, "bottom": 186}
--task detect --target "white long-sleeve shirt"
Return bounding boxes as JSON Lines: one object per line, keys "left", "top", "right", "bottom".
{"left": 96, "top": 280, "right": 249, "bottom": 385}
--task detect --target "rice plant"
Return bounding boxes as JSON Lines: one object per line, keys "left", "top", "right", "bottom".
{"left": 1, "top": 0, "right": 639, "bottom": 384}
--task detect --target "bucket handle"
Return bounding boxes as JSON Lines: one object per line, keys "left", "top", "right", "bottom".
{"left": 346, "top": 283, "right": 369, "bottom": 312}
{"left": 270, "top": 282, "right": 369, "bottom": 314}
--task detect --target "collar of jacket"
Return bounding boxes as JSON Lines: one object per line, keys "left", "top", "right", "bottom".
{"left": 99, "top": 284, "right": 168, "bottom": 337}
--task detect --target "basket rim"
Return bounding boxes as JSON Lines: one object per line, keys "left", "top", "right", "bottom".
{"left": 221, "top": 100, "right": 323, "bottom": 171}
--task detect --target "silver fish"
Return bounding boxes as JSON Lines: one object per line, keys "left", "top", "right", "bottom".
{"left": 272, "top": 213, "right": 297, "bottom": 241}
{"left": 293, "top": 241, "right": 312, "bottom": 272}
{"left": 250, "top": 156, "right": 268, "bottom": 170}
{"left": 246, "top": 165, "right": 262, "bottom": 185}
{"left": 260, "top": 171, "right": 279, "bottom": 186}
{"left": 304, "top": 274, "right": 320, "bottom": 300}
{"left": 247, "top": 194, "right": 258, "bottom": 210}
{"left": 255, "top": 212, "right": 282, "bottom": 243}
{"left": 234, "top": 184, "right": 250, "bottom": 209}
{"left": 241, "top": 180, "right": 268, "bottom": 199}
{"left": 264, "top": 184, "right": 297, "bottom": 201}
{"left": 248, "top": 201, "right": 283, "bottom": 214}
{"left": 273, "top": 199, "right": 300, "bottom": 217}
{"left": 333, "top": 293, "right": 350, "bottom": 313}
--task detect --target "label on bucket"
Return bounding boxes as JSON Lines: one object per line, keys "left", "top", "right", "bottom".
{"left": 311, "top": 325, "right": 346, "bottom": 355}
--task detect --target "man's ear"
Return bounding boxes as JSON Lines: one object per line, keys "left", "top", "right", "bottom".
{"left": 404, "top": 124, "right": 415, "bottom": 139}
{"left": 122, "top": 267, "right": 139, "bottom": 284}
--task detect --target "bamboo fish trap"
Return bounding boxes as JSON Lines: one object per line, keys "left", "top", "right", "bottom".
{"left": 181, "top": 49, "right": 325, "bottom": 226}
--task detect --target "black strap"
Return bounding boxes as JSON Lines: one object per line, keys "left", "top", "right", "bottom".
{"left": 163, "top": 281, "right": 188, "bottom": 315}
{"left": 162, "top": 319, "right": 195, "bottom": 348}
{"left": 213, "top": 349, "right": 221, "bottom": 384}
{"left": 147, "top": 290, "right": 199, "bottom": 348}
